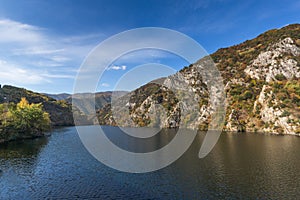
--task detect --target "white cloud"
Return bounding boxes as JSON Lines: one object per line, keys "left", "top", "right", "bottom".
{"left": 79, "top": 27, "right": 205, "bottom": 80}
{"left": 13, "top": 47, "right": 65, "bottom": 55}
{"left": 101, "top": 83, "right": 110, "bottom": 87}
{"left": 0, "top": 59, "right": 75, "bottom": 86}
{"left": 61, "top": 33, "right": 105, "bottom": 44}
{"left": 107, "top": 65, "right": 127, "bottom": 71}
{"left": 50, "top": 55, "right": 71, "bottom": 62}
{"left": 0, "top": 19, "right": 44, "bottom": 44}
{"left": 41, "top": 73, "right": 74, "bottom": 79}
{"left": 114, "top": 49, "right": 175, "bottom": 65}
{"left": 0, "top": 19, "right": 190, "bottom": 92}
{"left": 27, "top": 60, "right": 64, "bottom": 67}
{"left": 0, "top": 18, "right": 99, "bottom": 65}
{"left": 0, "top": 60, "right": 47, "bottom": 85}
{"left": 0, "top": 18, "right": 103, "bottom": 88}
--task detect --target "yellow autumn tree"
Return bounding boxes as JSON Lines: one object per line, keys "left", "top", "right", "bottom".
{"left": 11, "top": 97, "right": 51, "bottom": 135}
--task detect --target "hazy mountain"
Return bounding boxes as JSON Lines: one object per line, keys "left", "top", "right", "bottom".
{"left": 44, "top": 91, "right": 128, "bottom": 110}
{"left": 43, "top": 91, "right": 128, "bottom": 125}
{"left": 43, "top": 93, "right": 71, "bottom": 101}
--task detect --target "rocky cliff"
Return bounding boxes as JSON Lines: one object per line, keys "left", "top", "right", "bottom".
{"left": 97, "top": 24, "right": 300, "bottom": 135}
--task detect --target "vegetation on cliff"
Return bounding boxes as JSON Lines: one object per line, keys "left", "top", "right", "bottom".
{"left": 0, "top": 98, "right": 50, "bottom": 143}
{"left": 0, "top": 85, "right": 74, "bottom": 126}
{"left": 97, "top": 24, "right": 300, "bottom": 135}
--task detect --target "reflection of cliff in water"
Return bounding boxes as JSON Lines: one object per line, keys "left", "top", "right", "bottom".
{"left": 0, "top": 136, "right": 49, "bottom": 178}
{"left": 0, "top": 136, "right": 48, "bottom": 159}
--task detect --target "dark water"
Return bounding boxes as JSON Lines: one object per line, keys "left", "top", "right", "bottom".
{"left": 0, "top": 126, "right": 299, "bottom": 199}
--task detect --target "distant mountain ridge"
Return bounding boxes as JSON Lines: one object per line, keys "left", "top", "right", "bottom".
{"left": 43, "top": 93, "right": 71, "bottom": 101}
{"left": 44, "top": 91, "right": 128, "bottom": 124}
{"left": 0, "top": 85, "right": 127, "bottom": 127}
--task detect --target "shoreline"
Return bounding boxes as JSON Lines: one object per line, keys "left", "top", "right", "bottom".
{"left": 0, "top": 125, "right": 72, "bottom": 145}
{"left": 1, "top": 125, "right": 299, "bottom": 145}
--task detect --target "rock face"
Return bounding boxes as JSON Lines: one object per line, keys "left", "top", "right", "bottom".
{"left": 254, "top": 85, "right": 298, "bottom": 134}
{"left": 245, "top": 37, "right": 300, "bottom": 82}
{"left": 97, "top": 24, "right": 300, "bottom": 135}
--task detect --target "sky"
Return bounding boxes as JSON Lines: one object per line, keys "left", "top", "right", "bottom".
{"left": 0, "top": 0, "right": 299, "bottom": 94}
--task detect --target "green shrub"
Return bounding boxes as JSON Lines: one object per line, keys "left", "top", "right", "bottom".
{"left": 280, "top": 110, "right": 290, "bottom": 117}
{"left": 275, "top": 74, "right": 286, "bottom": 81}
{"left": 242, "top": 91, "right": 253, "bottom": 100}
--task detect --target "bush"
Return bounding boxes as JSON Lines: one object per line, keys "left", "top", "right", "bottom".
{"left": 0, "top": 98, "right": 50, "bottom": 141}
{"left": 280, "top": 110, "right": 290, "bottom": 117}
{"left": 275, "top": 74, "right": 286, "bottom": 81}
{"left": 242, "top": 91, "right": 253, "bottom": 100}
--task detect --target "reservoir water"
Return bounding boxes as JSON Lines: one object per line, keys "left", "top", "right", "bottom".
{"left": 0, "top": 126, "right": 299, "bottom": 199}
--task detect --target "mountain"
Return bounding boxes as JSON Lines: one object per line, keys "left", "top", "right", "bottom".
{"left": 44, "top": 91, "right": 127, "bottom": 110}
{"left": 42, "top": 91, "right": 128, "bottom": 124}
{"left": 43, "top": 93, "right": 71, "bottom": 101}
{"left": 0, "top": 86, "right": 125, "bottom": 127}
{"left": 69, "top": 91, "right": 127, "bottom": 113}
{"left": 97, "top": 24, "right": 300, "bottom": 135}
{"left": 0, "top": 85, "right": 125, "bottom": 128}
{"left": 0, "top": 85, "right": 74, "bottom": 126}
{"left": 70, "top": 91, "right": 128, "bottom": 124}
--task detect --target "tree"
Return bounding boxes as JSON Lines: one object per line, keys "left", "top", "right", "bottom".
{"left": 11, "top": 98, "right": 50, "bottom": 136}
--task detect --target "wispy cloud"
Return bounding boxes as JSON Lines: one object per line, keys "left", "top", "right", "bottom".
{"left": 115, "top": 49, "right": 173, "bottom": 64}
{"left": 41, "top": 73, "right": 74, "bottom": 79}
{"left": 0, "top": 59, "right": 75, "bottom": 86}
{"left": 0, "top": 19, "right": 44, "bottom": 44}
{"left": 0, "top": 18, "right": 102, "bottom": 88}
{"left": 0, "top": 19, "right": 190, "bottom": 93}
{"left": 0, "top": 59, "right": 47, "bottom": 85}
{"left": 13, "top": 47, "right": 65, "bottom": 55}
{"left": 75, "top": 27, "right": 205, "bottom": 91}
{"left": 107, "top": 65, "right": 127, "bottom": 70}
{"left": 100, "top": 83, "right": 110, "bottom": 87}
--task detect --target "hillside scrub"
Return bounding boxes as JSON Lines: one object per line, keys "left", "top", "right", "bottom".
{"left": 0, "top": 98, "right": 50, "bottom": 143}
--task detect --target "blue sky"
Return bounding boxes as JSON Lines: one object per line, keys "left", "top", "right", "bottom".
{"left": 0, "top": 0, "right": 299, "bottom": 93}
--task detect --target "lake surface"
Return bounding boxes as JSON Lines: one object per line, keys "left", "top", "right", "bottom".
{"left": 0, "top": 126, "right": 299, "bottom": 199}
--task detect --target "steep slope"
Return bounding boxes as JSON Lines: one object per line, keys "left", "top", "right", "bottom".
{"left": 0, "top": 85, "right": 74, "bottom": 126}
{"left": 97, "top": 24, "right": 300, "bottom": 135}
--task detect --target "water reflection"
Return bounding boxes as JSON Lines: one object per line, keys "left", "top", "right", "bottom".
{"left": 0, "top": 135, "right": 49, "bottom": 198}
{"left": 0, "top": 136, "right": 48, "bottom": 158}
{"left": 102, "top": 126, "right": 177, "bottom": 153}
{"left": 0, "top": 136, "right": 48, "bottom": 176}
{"left": 0, "top": 126, "right": 299, "bottom": 199}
